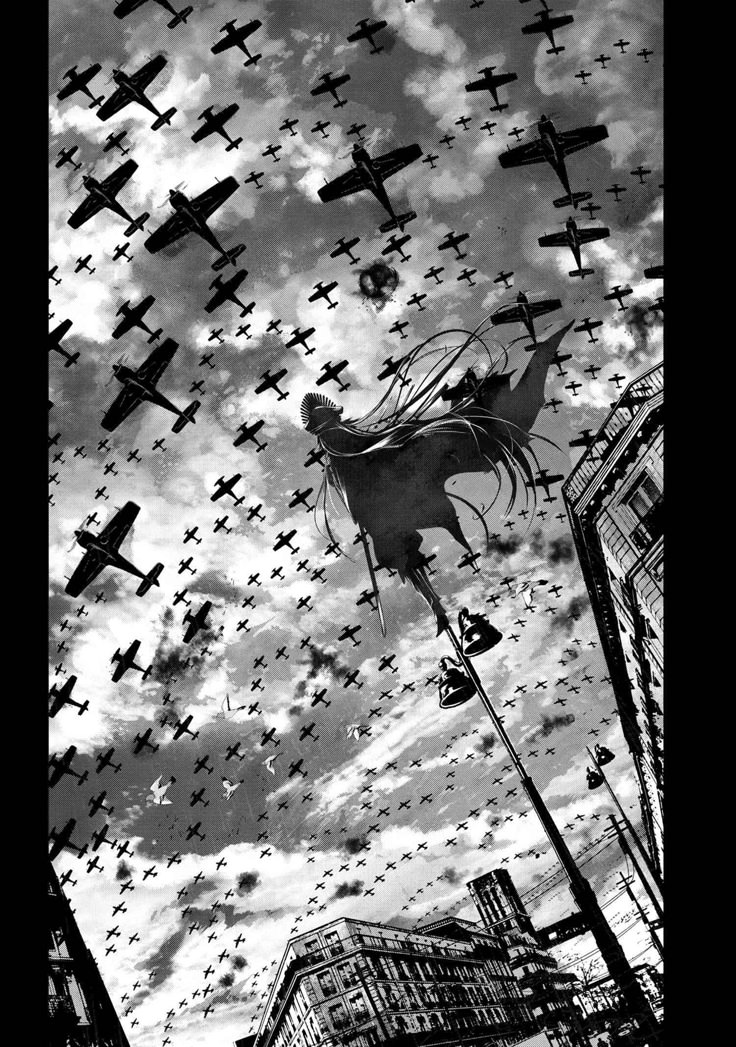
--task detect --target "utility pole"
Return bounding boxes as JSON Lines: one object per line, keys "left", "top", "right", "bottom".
{"left": 587, "top": 746, "right": 664, "bottom": 899}
{"left": 617, "top": 873, "right": 664, "bottom": 962}
{"left": 608, "top": 816, "right": 663, "bottom": 924}
{"left": 439, "top": 613, "right": 662, "bottom": 1046}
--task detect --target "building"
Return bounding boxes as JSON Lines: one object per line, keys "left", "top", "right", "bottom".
{"left": 574, "top": 964, "right": 663, "bottom": 1030}
{"left": 251, "top": 915, "right": 540, "bottom": 1047}
{"left": 562, "top": 364, "right": 663, "bottom": 879}
{"left": 49, "top": 861, "right": 130, "bottom": 1047}
{"left": 467, "top": 870, "right": 590, "bottom": 1047}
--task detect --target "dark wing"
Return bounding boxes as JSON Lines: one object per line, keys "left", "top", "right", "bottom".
{"left": 114, "top": 0, "right": 146, "bottom": 16}
{"left": 499, "top": 139, "right": 546, "bottom": 168}
{"left": 192, "top": 176, "right": 239, "bottom": 219}
{"left": 371, "top": 144, "right": 423, "bottom": 182}
{"left": 99, "top": 502, "right": 140, "bottom": 550}
{"left": 101, "top": 385, "right": 146, "bottom": 431}
{"left": 577, "top": 226, "right": 610, "bottom": 244}
{"left": 144, "top": 210, "right": 192, "bottom": 253}
{"left": 130, "top": 54, "right": 167, "bottom": 93}
{"left": 538, "top": 231, "right": 569, "bottom": 247}
{"left": 97, "top": 85, "right": 133, "bottom": 121}
{"left": 530, "top": 298, "right": 562, "bottom": 316}
{"left": 68, "top": 195, "right": 104, "bottom": 229}
{"left": 65, "top": 552, "right": 105, "bottom": 597}
{"left": 137, "top": 338, "right": 177, "bottom": 385}
{"left": 491, "top": 305, "right": 524, "bottom": 325}
{"left": 191, "top": 120, "right": 215, "bottom": 143}
{"left": 317, "top": 168, "right": 367, "bottom": 203}
{"left": 557, "top": 125, "right": 608, "bottom": 157}
{"left": 101, "top": 159, "right": 138, "bottom": 197}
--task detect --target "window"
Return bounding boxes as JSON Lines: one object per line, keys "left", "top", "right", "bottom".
{"left": 625, "top": 473, "right": 663, "bottom": 550}
{"left": 324, "top": 930, "right": 344, "bottom": 956}
{"left": 328, "top": 1003, "right": 349, "bottom": 1030}
{"left": 337, "top": 963, "right": 359, "bottom": 988}
{"left": 317, "top": 970, "right": 337, "bottom": 997}
{"left": 348, "top": 991, "right": 369, "bottom": 1022}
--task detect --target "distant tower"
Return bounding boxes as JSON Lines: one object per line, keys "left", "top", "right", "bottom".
{"left": 49, "top": 861, "right": 130, "bottom": 1047}
{"left": 467, "top": 868, "right": 536, "bottom": 938}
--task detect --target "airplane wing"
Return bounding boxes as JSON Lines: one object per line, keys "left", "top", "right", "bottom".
{"left": 137, "top": 338, "right": 177, "bottom": 386}
{"left": 66, "top": 552, "right": 106, "bottom": 597}
{"left": 578, "top": 226, "right": 610, "bottom": 244}
{"left": 68, "top": 195, "right": 104, "bottom": 229}
{"left": 101, "top": 159, "right": 138, "bottom": 196}
{"left": 371, "top": 144, "right": 423, "bottom": 182}
{"left": 530, "top": 298, "right": 562, "bottom": 316}
{"left": 191, "top": 120, "right": 216, "bottom": 143}
{"left": 144, "top": 210, "right": 193, "bottom": 252}
{"left": 114, "top": 0, "right": 146, "bottom": 15}
{"left": 130, "top": 54, "right": 167, "bottom": 92}
{"left": 317, "top": 168, "right": 368, "bottom": 203}
{"left": 498, "top": 139, "right": 546, "bottom": 168}
{"left": 538, "top": 232, "right": 569, "bottom": 248}
{"left": 192, "top": 177, "right": 239, "bottom": 219}
{"left": 98, "top": 502, "right": 140, "bottom": 551}
{"left": 557, "top": 125, "right": 609, "bottom": 157}
{"left": 97, "top": 84, "right": 134, "bottom": 121}
{"left": 491, "top": 305, "right": 524, "bottom": 325}
{"left": 101, "top": 384, "right": 146, "bottom": 431}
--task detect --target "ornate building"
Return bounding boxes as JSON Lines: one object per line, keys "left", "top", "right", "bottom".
{"left": 49, "top": 861, "right": 130, "bottom": 1047}
{"left": 250, "top": 915, "right": 539, "bottom": 1047}
{"left": 562, "top": 364, "right": 664, "bottom": 878}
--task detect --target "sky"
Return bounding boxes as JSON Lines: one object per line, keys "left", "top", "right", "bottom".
{"left": 48, "top": 2, "right": 663, "bottom": 1045}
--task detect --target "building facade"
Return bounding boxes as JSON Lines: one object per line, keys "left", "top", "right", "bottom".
{"left": 467, "top": 871, "right": 590, "bottom": 1047}
{"left": 562, "top": 364, "right": 664, "bottom": 879}
{"left": 574, "top": 964, "right": 663, "bottom": 1029}
{"left": 49, "top": 861, "right": 130, "bottom": 1047}
{"left": 251, "top": 916, "right": 539, "bottom": 1047}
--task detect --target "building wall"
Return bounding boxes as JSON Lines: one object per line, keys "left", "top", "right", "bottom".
{"left": 562, "top": 365, "right": 664, "bottom": 878}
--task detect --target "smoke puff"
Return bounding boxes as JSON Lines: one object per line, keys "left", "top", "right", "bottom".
{"left": 332, "top": 880, "right": 364, "bottom": 899}
{"left": 218, "top": 971, "right": 235, "bottom": 987}
{"left": 486, "top": 533, "right": 523, "bottom": 558}
{"left": 439, "top": 866, "right": 461, "bottom": 885}
{"left": 547, "top": 535, "right": 575, "bottom": 565}
{"left": 527, "top": 713, "right": 576, "bottom": 742}
{"left": 475, "top": 732, "right": 496, "bottom": 755}
{"left": 116, "top": 860, "right": 133, "bottom": 881}
{"left": 357, "top": 261, "right": 399, "bottom": 311}
{"left": 237, "top": 871, "right": 260, "bottom": 894}
{"left": 342, "top": 835, "right": 369, "bottom": 855}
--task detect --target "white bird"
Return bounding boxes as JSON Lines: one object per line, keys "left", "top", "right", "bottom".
{"left": 346, "top": 724, "right": 362, "bottom": 740}
{"left": 222, "top": 777, "right": 242, "bottom": 800}
{"left": 148, "top": 775, "right": 174, "bottom": 805}
{"left": 264, "top": 754, "right": 280, "bottom": 774}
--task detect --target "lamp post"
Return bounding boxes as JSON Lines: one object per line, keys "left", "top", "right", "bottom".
{"left": 438, "top": 610, "right": 662, "bottom": 1046}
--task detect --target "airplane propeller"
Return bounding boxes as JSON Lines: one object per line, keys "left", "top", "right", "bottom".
{"left": 105, "top": 353, "right": 128, "bottom": 385}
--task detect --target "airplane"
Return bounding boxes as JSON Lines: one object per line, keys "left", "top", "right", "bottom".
{"left": 299, "top": 722, "right": 319, "bottom": 741}
{"left": 102, "top": 339, "right": 200, "bottom": 433}
{"left": 606, "top": 183, "right": 627, "bottom": 202}
{"left": 309, "top": 281, "right": 339, "bottom": 309}
{"left": 631, "top": 164, "right": 651, "bottom": 184}
{"left": 594, "top": 52, "right": 612, "bottom": 69}
{"left": 311, "top": 119, "right": 331, "bottom": 138}
{"left": 111, "top": 639, "right": 152, "bottom": 683}
{"left": 318, "top": 142, "right": 421, "bottom": 233}
{"left": 56, "top": 145, "right": 82, "bottom": 170}
{"left": 499, "top": 115, "right": 608, "bottom": 208}
{"left": 114, "top": 0, "right": 193, "bottom": 28}
{"left": 377, "top": 355, "right": 409, "bottom": 383}
{"left": 173, "top": 714, "right": 199, "bottom": 740}
{"left": 331, "top": 236, "right": 361, "bottom": 264}
{"left": 550, "top": 351, "right": 571, "bottom": 375}
{"left": 310, "top": 71, "right": 351, "bottom": 108}
{"left": 103, "top": 130, "right": 130, "bottom": 155}
{"left": 183, "top": 602, "right": 212, "bottom": 644}
{"left": 644, "top": 264, "right": 664, "bottom": 280}
{"left": 521, "top": 3, "right": 574, "bottom": 56}
{"left": 574, "top": 317, "right": 603, "bottom": 343}
{"left": 213, "top": 516, "right": 232, "bottom": 534}
{"left": 208, "top": 327, "right": 224, "bottom": 344}
{"left": 56, "top": 63, "right": 104, "bottom": 108}
{"left": 112, "top": 242, "right": 133, "bottom": 262}
{"left": 382, "top": 233, "right": 412, "bottom": 262}
{"left": 575, "top": 69, "right": 592, "bottom": 85}
{"left": 465, "top": 66, "right": 518, "bottom": 113}
{"left": 49, "top": 746, "right": 89, "bottom": 788}
{"left": 95, "top": 749, "right": 121, "bottom": 774}
{"left": 527, "top": 468, "right": 564, "bottom": 502}
{"left": 637, "top": 47, "right": 654, "bottom": 63}
{"left": 457, "top": 267, "right": 477, "bottom": 286}
{"left": 74, "top": 255, "right": 96, "bottom": 274}
{"left": 49, "top": 676, "right": 89, "bottom": 718}
{"left": 437, "top": 230, "right": 469, "bottom": 258}
{"left": 49, "top": 819, "right": 88, "bottom": 861}
{"left": 311, "top": 567, "right": 326, "bottom": 584}
{"left": 192, "top": 104, "right": 243, "bottom": 151}
{"left": 338, "top": 624, "right": 361, "bottom": 646}
{"left": 186, "top": 822, "right": 205, "bottom": 841}
{"left": 68, "top": 159, "right": 149, "bottom": 236}
{"left": 537, "top": 216, "right": 610, "bottom": 278}
{"left": 145, "top": 177, "right": 245, "bottom": 272}
{"left": 289, "top": 759, "right": 307, "bottom": 778}
{"left": 289, "top": 488, "right": 314, "bottom": 512}
{"left": 458, "top": 550, "right": 481, "bottom": 574}
{"left": 184, "top": 527, "right": 201, "bottom": 546}
{"left": 424, "top": 265, "right": 444, "bottom": 284}
{"left": 49, "top": 321, "right": 79, "bottom": 368}
{"left": 211, "top": 19, "right": 263, "bottom": 67}
{"left": 172, "top": 588, "right": 190, "bottom": 606}
{"left": 569, "top": 428, "right": 596, "bottom": 449}
{"left": 133, "top": 728, "right": 159, "bottom": 754}
{"left": 260, "top": 727, "right": 278, "bottom": 747}
{"left": 379, "top": 654, "right": 398, "bottom": 674}
{"left": 455, "top": 115, "right": 472, "bottom": 131}
{"left": 347, "top": 18, "right": 387, "bottom": 54}
{"left": 439, "top": 133, "right": 455, "bottom": 149}
{"left": 422, "top": 152, "right": 439, "bottom": 170}
{"left": 97, "top": 55, "right": 177, "bottom": 130}
{"left": 255, "top": 369, "right": 289, "bottom": 401}
{"left": 233, "top": 419, "right": 267, "bottom": 452}
{"left": 274, "top": 529, "right": 299, "bottom": 554}
{"left": 211, "top": 474, "right": 244, "bottom": 505}
{"left": 285, "top": 327, "right": 316, "bottom": 355}
{"left": 343, "top": 669, "right": 363, "bottom": 690}
{"left": 491, "top": 291, "right": 562, "bottom": 345}
{"left": 280, "top": 117, "right": 299, "bottom": 136}
{"left": 262, "top": 143, "right": 282, "bottom": 162}
{"left": 88, "top": 791, "right": 115, "bottom": 818}
{"left": 66, "top": 502, "right": 163, "bottom": 598}
{"left": 316, "top": 360, "right": 351, "bottom": 392}
{"left": 267, "top": 318, "right": 283, "bottom": 335}
{"left": 407, "top": 292, "right": 426, "bottom": 311}
{"left": 190, "top": 786, "right": 209, "bottom": 807}
{"left": 205, "top": 272, "right": 253, "bottom": 318}
{"left": 48, "top": 266, "right": 62, "bottom": 287}
{"left": 356, "top": 589, "right": 377, "bottom": 609}
{"left": 603, "top": 284, "right": 634, "bottom": 311}
{"left": 347, "top": 122, "right": 366, "bottom": 141}
{"left": 389, "top": 320, "right": 409, "bottom": 339}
